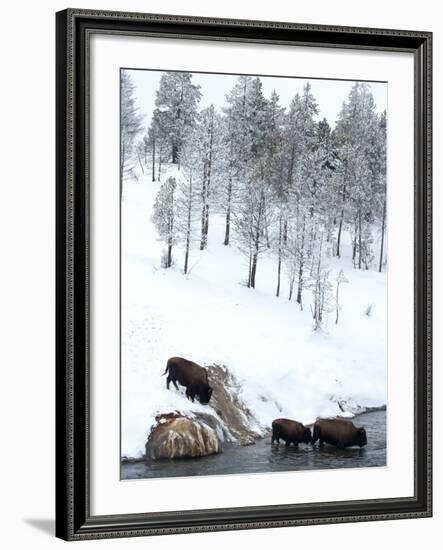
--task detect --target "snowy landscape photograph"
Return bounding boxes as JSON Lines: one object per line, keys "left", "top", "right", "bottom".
{"left": 120, "top": 68, "right": 388, "bottom": 480}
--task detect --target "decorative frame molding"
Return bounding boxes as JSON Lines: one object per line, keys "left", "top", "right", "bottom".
{"left": 55, "top": 8, "right": 432, "bottom": 541}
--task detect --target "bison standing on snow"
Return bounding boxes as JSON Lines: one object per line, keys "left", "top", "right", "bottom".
{"left": 271, "top": 418, "right": 312, "bottom": 446}
{"left": 162, "top": 357, "right": 213, "bottom": 405}
{"left": 312, "top": 418, "right": 367, "bottom": 449}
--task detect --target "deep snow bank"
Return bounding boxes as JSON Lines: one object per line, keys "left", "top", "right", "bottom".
{"left": 121, "top": 173, "right": 387, "bottom": 459}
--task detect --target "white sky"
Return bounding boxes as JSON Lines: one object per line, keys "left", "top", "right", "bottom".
{"left": 128, "top": 68, "right": 387, "bottom": 130}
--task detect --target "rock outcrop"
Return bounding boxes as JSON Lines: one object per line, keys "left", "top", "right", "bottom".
{"left": 207, "top": 364, "right": 266, "bottom": 445}
{"left": 146, "top": 413, "right": 221, "bottom": 460}
{"left": 145, "top": 364, "right": 271, "bottom": 460}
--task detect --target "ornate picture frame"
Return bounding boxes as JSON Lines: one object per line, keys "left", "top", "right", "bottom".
{"left": 55, "top": 9, "right": 432, "bottom": 540}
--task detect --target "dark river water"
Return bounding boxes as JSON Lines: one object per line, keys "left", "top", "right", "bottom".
{"left": 121, "top": 410, "right": 386, "bottom": 480}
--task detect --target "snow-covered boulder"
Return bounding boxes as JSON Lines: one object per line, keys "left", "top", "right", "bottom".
{"left": 146, "top": 413, "right": 221, "bottom": 459}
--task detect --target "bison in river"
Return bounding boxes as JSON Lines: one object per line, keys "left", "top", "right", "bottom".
{"left": 271, "top": 418, "right": 312, "bottom": 446}
{"left": 312, "top": 418, "right": 367, "bottom": 449}
{"left": 162, "top": 357, "right": 213, "bottom": 405}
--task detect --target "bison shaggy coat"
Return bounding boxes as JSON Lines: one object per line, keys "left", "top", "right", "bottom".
{"left": 271, "top": 418, "right": 312, "bottom": 446}
{"left": 312, "top": 418, "right": 367, "bottom": 449}
{"left": 163, "top": 357, "right": 213, "bottom": 405}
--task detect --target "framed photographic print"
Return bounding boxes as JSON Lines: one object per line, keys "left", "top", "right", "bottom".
{"left": 55, "top": 9, "right": 432, "bottom": 541}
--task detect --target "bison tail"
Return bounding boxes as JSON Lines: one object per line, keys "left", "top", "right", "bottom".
{"left": 161, "top": 362, "right": 170, "bottom": 376}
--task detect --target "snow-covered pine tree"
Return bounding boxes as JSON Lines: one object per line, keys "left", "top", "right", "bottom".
{"left": 151, "top": 177, "right": 177, "bottom": 268}
{"left": 154, "top": 72, "right": 202, "bottom": 165}
{"left": 233, "top": 176, "right": 274, "bottom": 289}
{"left": 196, "top": 105, "right": 219, "bottom": 250}
{"left": 310, "top": 232, "right": 333, "bottom": 331}
{"left": 334, "top": 82, "right": 384, "bottom": 268}
{"left": 221, "top": 75, "right": 255, "bottom": 246}
{"left": 284, "top": 210, "right": 308, "bottom": 306}
{"left": 146, "top": 108, "right": 171, "bottom": 183}
{"left": 176, "top": 136, "right": 202, "bottom": 275}
{"left": 283, "top": 83, "right": 320, "bottom": 305}
{"left": 263, "top": 90, "right": 286, "bottom": 296}
{"left": 147, "top": 112, "right": 158, "bottom": 182}
{"left": 231, "top": 77, "right": 273, "bottom": 289}
{"left": 375, "top": 110, "right": 387, "bottom": 272}
{"left": 120, "top": 70, "right": 143, "bottom": 183}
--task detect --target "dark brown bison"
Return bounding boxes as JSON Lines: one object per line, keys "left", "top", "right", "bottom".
{"left": 162, "top": 357, "right": 213, "bottom": 405}
{"left": 271, "top": 418, "right": 312, "bottom": 446}
{"left": 312, "top": 418, "right": 367, "bottom": 449}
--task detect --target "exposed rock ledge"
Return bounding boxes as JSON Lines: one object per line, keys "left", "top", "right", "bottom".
{"left": 146, "top": 364, "right": 271, "bottom": 460}
{"left": 146, "top": 413, "right": 221, "bottom": 459}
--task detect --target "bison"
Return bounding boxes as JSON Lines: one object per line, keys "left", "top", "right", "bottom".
{"left": 162, "top": 357, "right": 213, "bottom": 405}
{"left": 271, "top": 418, "right": 312, "bottom": 446}
{"left": 312, "top": 418, "right": 367, "bottom": 449}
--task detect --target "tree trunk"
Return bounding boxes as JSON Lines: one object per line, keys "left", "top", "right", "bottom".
{"left": 137, "top": 151, "right": 144, "bottom": 175}
{"left": 336, "top": 210, "right": 344, "bottom": 257}
{"left": 151, "top": 131, "right": 156, "bottom": 181}
{"left": 200, "top": 164, "right": 207, "bottom": 251}
{"left": 352, "top": 217, "right": 358, "bottom": 263}
{"left": 283, "top": 219, "right": 288, "bottom": 246}
{"left": 183, "top": 174, "right": 193, "bottom": 275}
{"left": 158, "top": 149, "right": 162, "bottom": 181}
{"left": 250, "top": 252, "right": 258, "bottom": 289}
{"left": 358, "top": 210, "right": 362, "bottom": 270}
{"left": 379, "top": 199, "right": 386, "bottom": 272}
{"left": 167, "top": 238, "right": 173, "bottom": 268}
{"left": 172, "top": 141, "right": 178, "bottom": 164}
{"left": 249, "top": 193, "right": 264, "bottom": 289}
{"left": 223, "top": 176, "right": 232, "bottom": 245}
{"left": 204, "top": 115, "right": 214, "bottom": 246}
{"left": 336, "top": 173, "right": 347, "bottom": 257}
{"left": 264, "top": 208, "right": 271, "bottom": 248}
{"left": 276, "top": 216, "right": 282, "bottom": 297}
{"left": 288, "top": 275, "right": 295, "bottom": 301}
{"left": 247, "top": 249, "right": 253, "bottom": 288}
{"left": 296, "top": 219, "right": 306, "bottom": 308}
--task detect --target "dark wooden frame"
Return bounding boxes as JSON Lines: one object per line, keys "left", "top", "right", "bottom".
{"left": 55, "top": 8, "right": 432, "bottom": 541}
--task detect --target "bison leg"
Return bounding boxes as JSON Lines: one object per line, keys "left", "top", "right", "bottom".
{"left": 166, "top": 376, "right": 179, "bottom": 390}
{"left": 185, "top": 388, "right": 195, "bottom": 402}
{"left": 311, "top": 428, "right": 319, "bottom": 446}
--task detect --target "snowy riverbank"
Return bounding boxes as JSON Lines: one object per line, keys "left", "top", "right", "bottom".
{"left": 121, "top": 172, "right": 387, "bottom": 459}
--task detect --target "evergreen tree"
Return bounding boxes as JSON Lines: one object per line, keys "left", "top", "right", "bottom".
{"left": 120, "top": 70, "right": 143, "bottom": 182}
{"left": 176, "top": 136, "right": 201, "bottom": 274}
{"left": 334, "top": 82, "right": 385, "bottom": 268}
{"left": 221, "top": 75, "right": 255, "bottom": 246}
{"left": 154, "top": 72, "right": 202, "bottom": 164}
{"left": 151, "top": 177, "right": 177, "bottom": 268}
{"left": 310, "top": 232, "right": 333, "bottom": 330}
{"left": 196, "top": 105, "right": 218, "bottom": 250}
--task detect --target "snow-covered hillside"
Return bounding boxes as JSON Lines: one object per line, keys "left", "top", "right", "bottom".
{"left": 121, "top": 171, "right": 387, "bottom": 459}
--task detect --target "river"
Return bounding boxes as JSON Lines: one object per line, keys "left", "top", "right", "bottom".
{"left": 121, "top": 409, "right": 386, "bottom": 480}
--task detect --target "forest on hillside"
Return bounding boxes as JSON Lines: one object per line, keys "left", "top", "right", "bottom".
{"left": 121, "top": 70, "right": 386, "bottom": 331}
